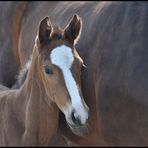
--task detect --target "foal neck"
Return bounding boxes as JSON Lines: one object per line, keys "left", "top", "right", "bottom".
{"left": 17, "top": 48, "right": 59, "bottom": 146}
{"left": 20, "top": 47, "right": 46, "bottom": 96}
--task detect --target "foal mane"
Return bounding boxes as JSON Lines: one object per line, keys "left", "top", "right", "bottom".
{"left": 12, "top": 61, "right": 30, "bottom": 89}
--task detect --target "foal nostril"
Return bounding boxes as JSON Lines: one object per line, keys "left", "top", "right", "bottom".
{"left": 71, "top": 110, "right": 82, "bottom": 126}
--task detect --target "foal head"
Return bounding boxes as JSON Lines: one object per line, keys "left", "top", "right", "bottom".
{"left": 36, "top": 14, "right": 89, "bottom": 136}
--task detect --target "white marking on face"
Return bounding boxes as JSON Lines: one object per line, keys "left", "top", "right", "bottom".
{"left": 50, "top": 45, "right": 88, "bottom": 124}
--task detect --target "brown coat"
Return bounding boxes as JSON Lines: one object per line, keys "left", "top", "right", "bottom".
{"left": 1, "top": 1, "right": 148, "bottom": 146}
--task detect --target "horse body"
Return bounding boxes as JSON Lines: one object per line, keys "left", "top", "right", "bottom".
{"left": 1, "top": 1, "right": 148, "bottom": 146}
{"left": 79, "top": 2, "right": 148, "bottom": 146}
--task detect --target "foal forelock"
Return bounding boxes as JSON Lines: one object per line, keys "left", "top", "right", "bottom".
{"left": 50, "top": 45, "right": 86, "bottom": 123}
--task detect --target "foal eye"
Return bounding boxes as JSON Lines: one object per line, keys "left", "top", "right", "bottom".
{"left": 44, "top": 65, "right": 53, "bottom": 75}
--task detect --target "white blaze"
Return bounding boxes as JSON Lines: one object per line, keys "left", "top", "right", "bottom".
{"left": 50, "top": 45, "right": 87, "bottom": 124}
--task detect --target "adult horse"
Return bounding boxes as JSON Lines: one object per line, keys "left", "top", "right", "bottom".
{"left": 1, "top": 1, "right": 148, "bottom": 146}
{"left": 0, "top": 15, "right": 89, "bottom": 146}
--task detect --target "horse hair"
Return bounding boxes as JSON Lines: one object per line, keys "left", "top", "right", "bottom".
{"left": 12, "top": 61, "right": 30, "bottom": 89}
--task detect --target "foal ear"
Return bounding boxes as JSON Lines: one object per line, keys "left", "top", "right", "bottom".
{"left": 64, "top": 14, "right": 82, "bottom": 44}
{"left": 38, "top": 17, "right": 52, "bottom": 45}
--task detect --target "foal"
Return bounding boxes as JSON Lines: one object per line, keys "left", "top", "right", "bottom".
{"left": 0, "top": 14, "right": 89, "bottom": 146}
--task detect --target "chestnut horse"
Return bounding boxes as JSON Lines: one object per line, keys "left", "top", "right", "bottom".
{"left": 1, "top": 1, "right": 148, "bottom": 146}
{"left": 0, "top": 15, "right": 89, "bottom": 146}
